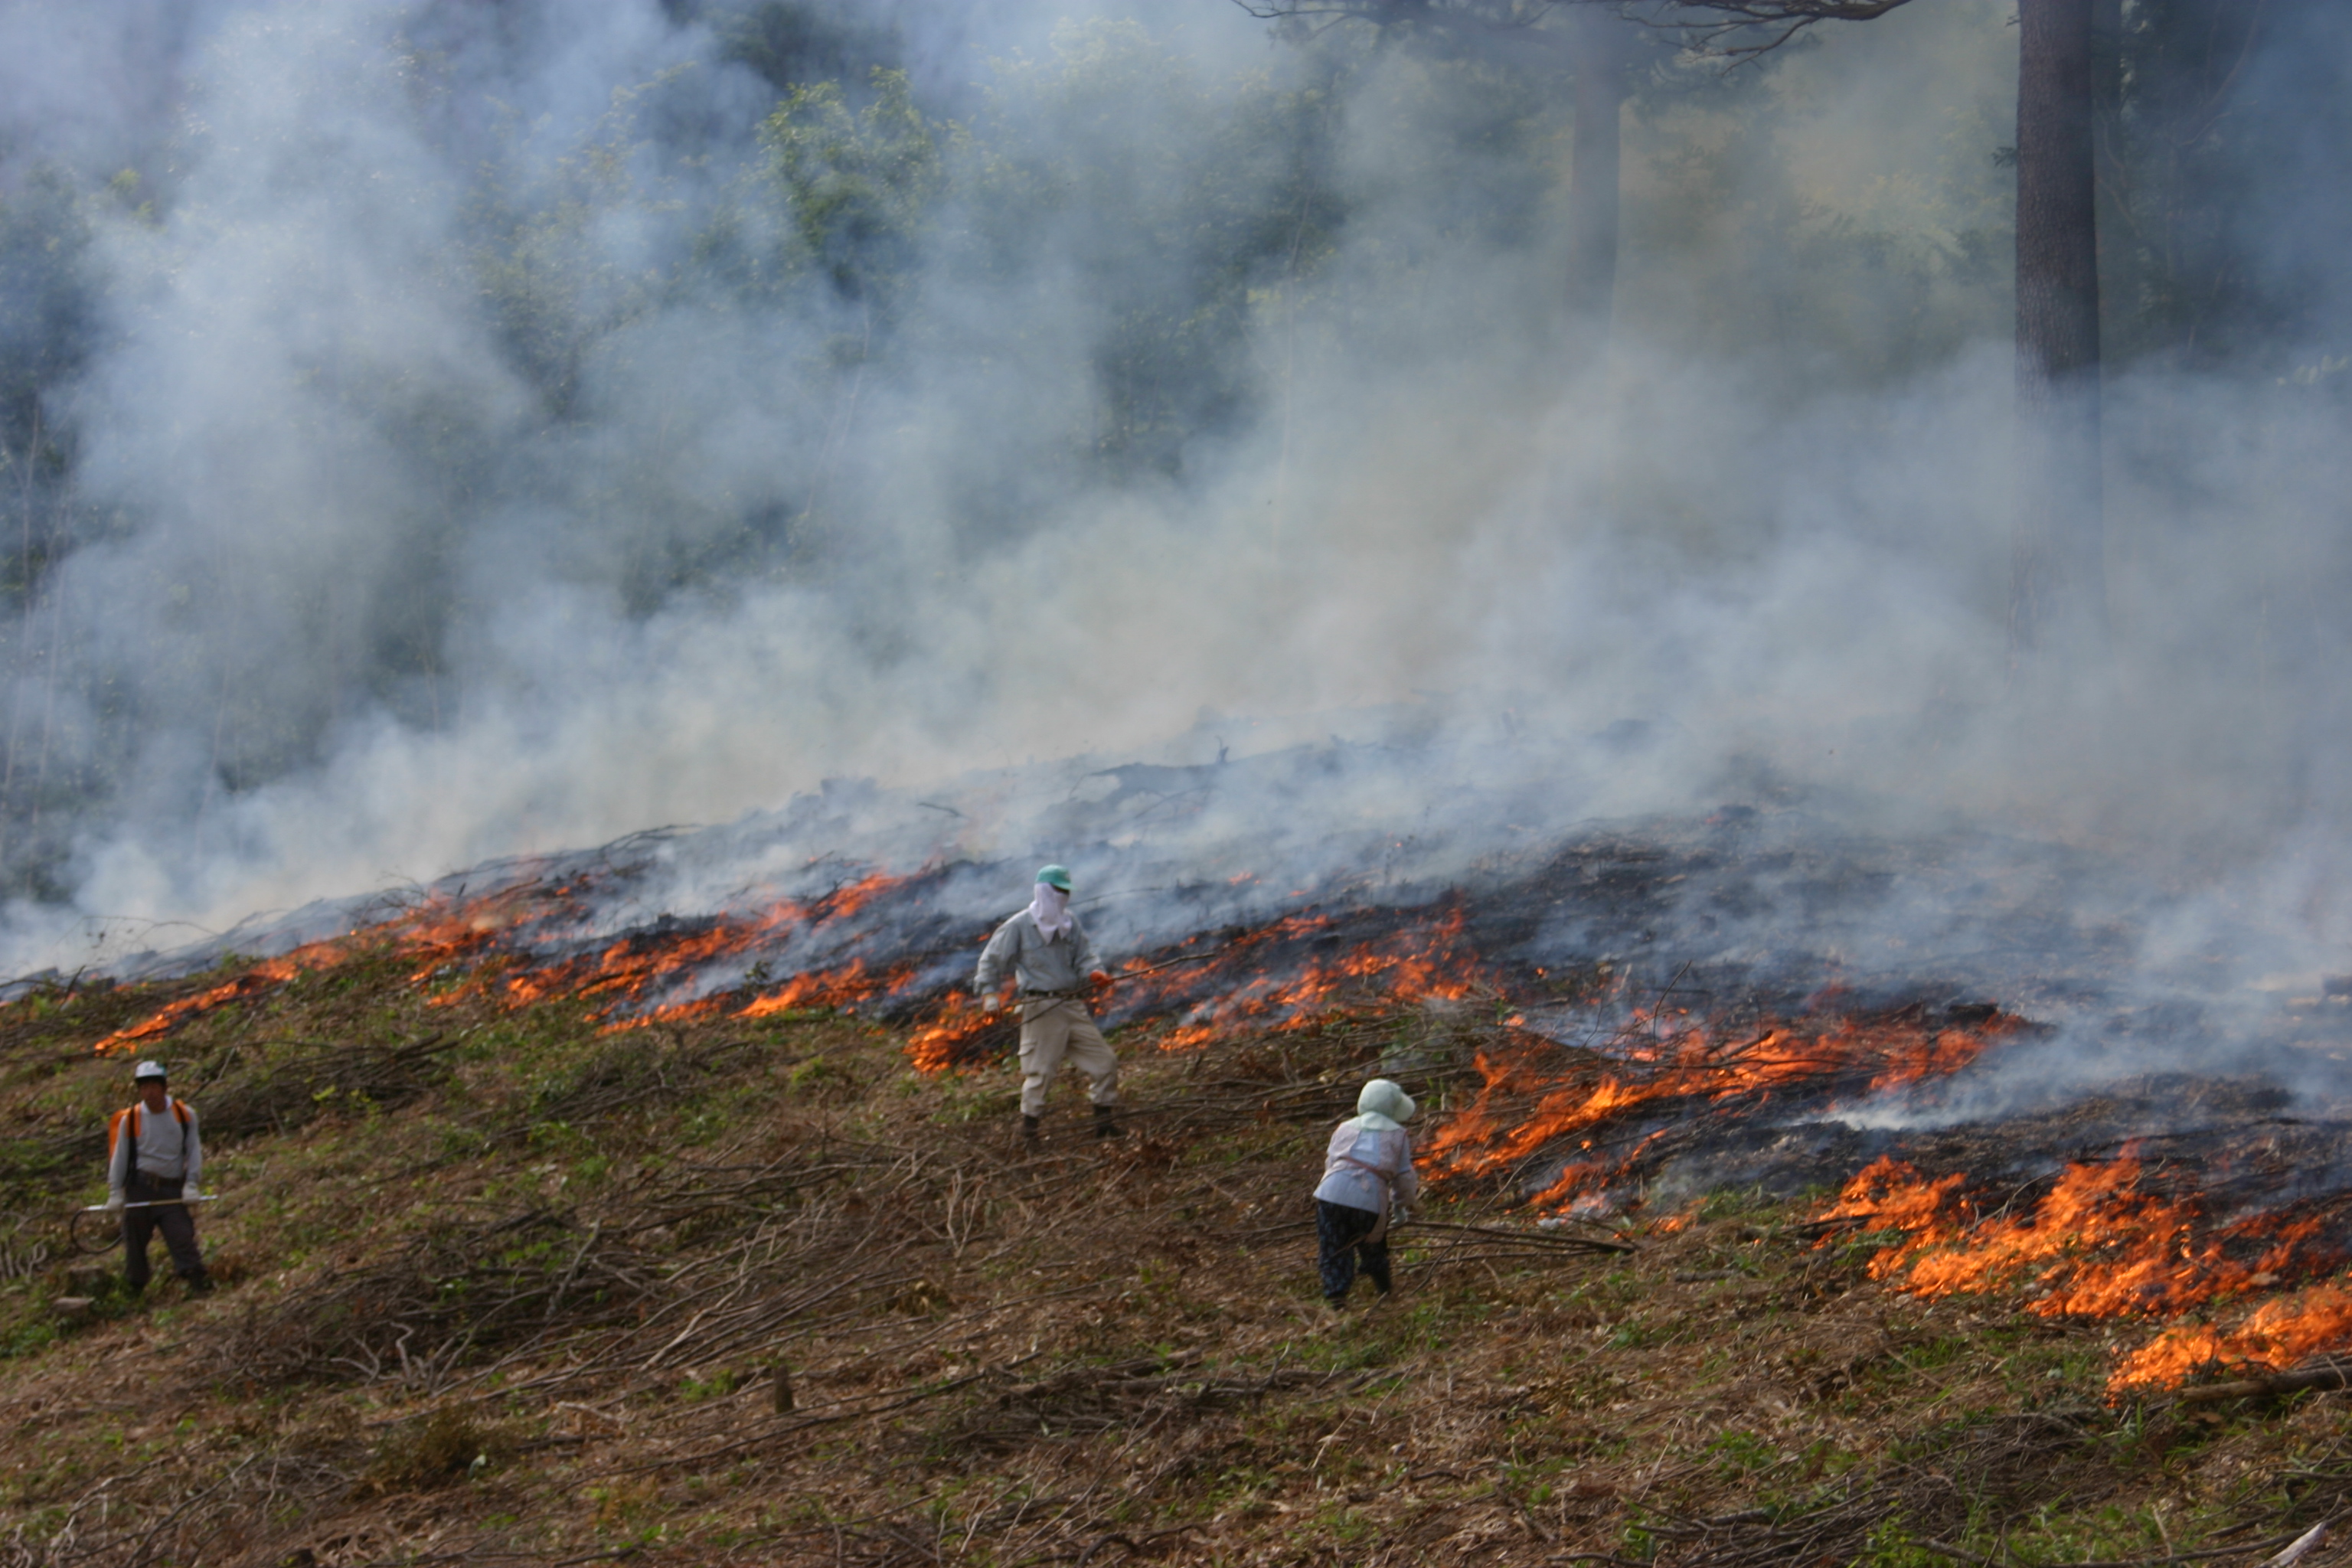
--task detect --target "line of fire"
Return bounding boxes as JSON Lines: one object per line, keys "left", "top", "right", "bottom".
{"left": 57, "top": 795, "right": 2352, "bottom": 1406}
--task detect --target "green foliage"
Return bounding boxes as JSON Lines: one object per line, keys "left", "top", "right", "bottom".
{"left": 0, "top": 1315, "right": 59, "bottom": 1360}
{"left": 465, "top": 73, "right": 688, "bottom": 419}
{"left": 1707, "top": 1428, "right": 1781, "bottom": 1477}
{"left": 1857, "top": 1519, "right": 1947, "bottom": 1567}
{"left": 786, "top": 1051, "right": 856, "bottom": 1099}
{"left": 0, "top": 165, "right": 96, "bottom": 472}
{"left": 681, "top": 1367, "right": 743, "bottom": 1401}
{"left": 965, "top": 20, "right": 1351, "bottom": 479}
{"left": 1603, "top": 1317, "right": 1657, "bottom": 1351}
{"left": 2099, "top": 0, "right": 2277, "bottom": 366}
{"left": 714, "top": 2, "right": 899, "bottom": 96}
{"left": 763, "top": 69, "right": 946, "bottom": 319}
{"left": 2, "top": 0, "right": 2335, "bottom": 914}
{"left": 365, "top": 1406, "right": 518, "bottom": 1492}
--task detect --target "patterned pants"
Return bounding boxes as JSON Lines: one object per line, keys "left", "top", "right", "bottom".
{"left": 1316, "top": 1200, "right": 1390, "bottom": 1302}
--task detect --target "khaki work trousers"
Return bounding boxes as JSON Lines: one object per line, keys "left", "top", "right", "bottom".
{"left": 1018, "top": 997, "right": 1119, "bottom": 1117}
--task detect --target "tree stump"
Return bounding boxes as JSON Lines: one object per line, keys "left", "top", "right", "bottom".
{"left": 773, "top": 1361, "right": 795, "bottom": 1413}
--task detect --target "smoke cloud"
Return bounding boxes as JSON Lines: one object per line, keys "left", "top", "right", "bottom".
{"left": 0, "top": 0, "right": 2346, "bottom": 1050}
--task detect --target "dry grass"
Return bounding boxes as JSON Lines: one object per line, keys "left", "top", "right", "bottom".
{"left": 0, "top": 951, "right": 2346, "bottom": 1566}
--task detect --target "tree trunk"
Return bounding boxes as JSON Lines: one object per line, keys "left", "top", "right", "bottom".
{"left": 2089, "top": 0, "right": 2122, "bottom": 230}
{"left": 1562, "top": 8, "right": 1625, "bottom": 365}
{"left": 2011, "top": 0, "right": 2106, "bottom": 660}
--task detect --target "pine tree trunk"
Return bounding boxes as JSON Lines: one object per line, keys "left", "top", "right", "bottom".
{"left": 1562, "top": 9, "right": 1625, "bottom": 364}
{"left": 2011, "top": 0, "right": 2107, "bottom": 660}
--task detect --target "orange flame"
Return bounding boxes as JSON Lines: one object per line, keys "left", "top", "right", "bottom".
{"left": 88, "top": 871, "right": 922, "bottom": 1052}
{"left": 894, "top": 905, "right": 1498, "bottom": 1076}
{"left": 93, "top": 877, "right": 1502, "bottom": 1067}
{"left": 739, "top": 960, "right": 901, "bottom": 1018}
{"left": 92, "top": 949, "right": 320, "bottom": 1054}
{"left": 90, "top": 891, "right": 512, "bottom": 1054}
{"left": 1815, "top": 1155, "right": 2347, "bottom": 1389}
{"left": 80, "top": 863, "right": 2352, "bottom": 1400}
{"left": 905, "top": 995, "right": 1014, "bottom": 1074}
{"left": 605, "top": 957, "right": 923, "bottom": 1034}
{"left": 2110, "top": 1276, "right": 2352, "bottom": 1391}
{"left": 1423, "top": 1014, "right": 2010, "bottom": 1209}
{"left": 1816, "top": 1154, "right": 2344, "bottom": 1320}
{"left": 563, "top": 874, "right": 906, "bottom": 1014}
{"left": 1109, "top": 907, "right": 1491, "bottom": 1048}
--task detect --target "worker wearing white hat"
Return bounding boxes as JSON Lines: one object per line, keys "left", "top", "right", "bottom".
{"left": 105, "top": 1061, "right": 211, "bottom": 1295}
{"left": 1312, "top": 1079, "right": 1419, "bottom": 1306}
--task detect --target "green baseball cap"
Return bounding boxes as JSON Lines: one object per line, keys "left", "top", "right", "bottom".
{"left": 1035, "top": 864, "right": 1073, "bottom": 892}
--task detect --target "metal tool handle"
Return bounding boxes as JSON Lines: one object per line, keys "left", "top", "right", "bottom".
{"left": 81, "top": 1196, "right": 220, "bottom": 1212}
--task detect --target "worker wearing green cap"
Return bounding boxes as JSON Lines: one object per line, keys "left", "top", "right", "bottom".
{"left": 974, "top": 864, "right": 1122, "bottom": 1143}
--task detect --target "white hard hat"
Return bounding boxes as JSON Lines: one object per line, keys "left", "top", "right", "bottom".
{"left": 132, "top": 1060, "right": 168, "bottom": 1081}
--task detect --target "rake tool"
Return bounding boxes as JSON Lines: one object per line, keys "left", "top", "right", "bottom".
{"left": 69, "top": 1195, "right": 223, "bottom": 1255}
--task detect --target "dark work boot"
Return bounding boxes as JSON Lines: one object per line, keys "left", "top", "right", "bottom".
{"left": 186, "top": 1271, "right": 214, "bottom": 1295}
{"left": 1021, "top": 1114, "right": 1040, "bottom": 1147}
{"left": 1093, "top": 1105, "right": 1125, "bottom": 1140}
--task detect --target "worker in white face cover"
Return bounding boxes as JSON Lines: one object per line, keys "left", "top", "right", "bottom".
{"left": 973, "top": 864, "right": 1122, "bottom": 1144}
{"left": 1313, "top": 1079, "right": 1419, "bottom": 1306}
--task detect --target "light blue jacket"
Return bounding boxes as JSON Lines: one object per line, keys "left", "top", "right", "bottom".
{"left": 1313, "top": 1119, "right": 1418, "bottom": 1217}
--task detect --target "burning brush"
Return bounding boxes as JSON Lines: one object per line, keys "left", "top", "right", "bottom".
{"left": 60, "top": 833, "right": 2352, "bottom": 1399}
{"left": 1421, "top": 1004, "right": 2023, "bottom": 1215}
{"left": 1817, "top": 1153, "right": 2352, "bottom": 1395}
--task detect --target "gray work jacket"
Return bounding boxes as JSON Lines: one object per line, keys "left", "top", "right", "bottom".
{"left": 975, "top": 910, "right": 1101, "bottom": 996}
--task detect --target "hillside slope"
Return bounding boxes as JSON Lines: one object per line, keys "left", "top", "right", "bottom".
{"left": 0, "top": 945, "right": 2347, "bottom": 1567}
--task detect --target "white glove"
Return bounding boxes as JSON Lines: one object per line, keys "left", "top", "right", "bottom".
{"left": 181, "top": 1181, "right": 201, "bottom": 1202}
{"left": 104, "top": 1191, "right": 126, "bottom": 1212}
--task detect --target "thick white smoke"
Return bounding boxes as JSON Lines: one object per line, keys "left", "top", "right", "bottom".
{"left": 0, "top": 0, "right": 2343, "bottom": 1018}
